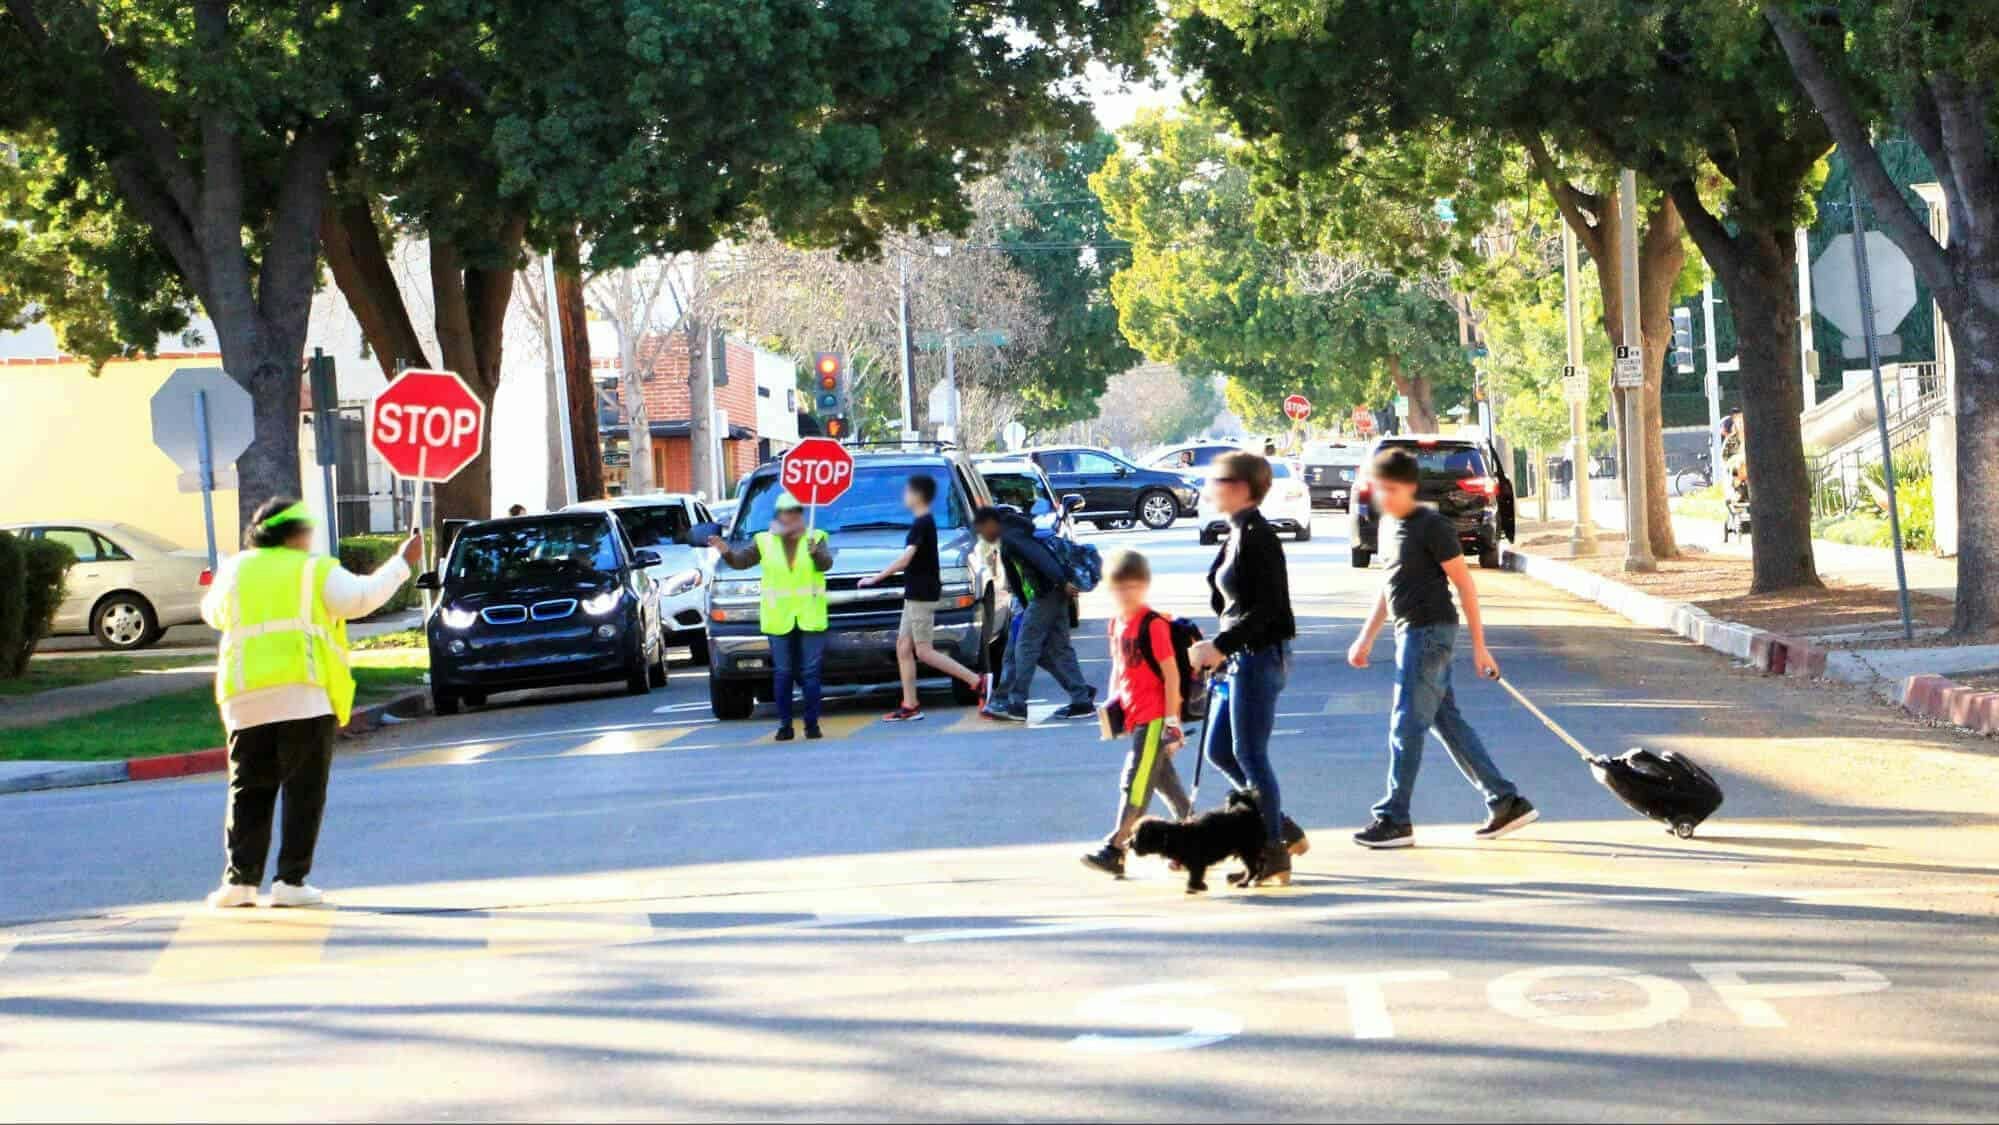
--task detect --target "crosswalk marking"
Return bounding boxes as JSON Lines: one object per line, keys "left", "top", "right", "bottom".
{"left": 375, "top": 740, "right": 508, "bottom": 771}
{"left": 757, "top": 711, "right": 879, "bottom": 744}
{"left": 484, "top": 908, "right": 654, "bottom": 956}
{"left": 559, "top": 726, "right": 699, "bottom": 758}
{"left": 147, "top": 909, "right": 338, "bottom": 982}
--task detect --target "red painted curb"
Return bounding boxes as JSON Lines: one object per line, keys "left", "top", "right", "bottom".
{"left": 125, "top": 747, "right": 227, "bottom": 782}
{"left": 1901, "top": 672, "right": 1999, "bottom": 735}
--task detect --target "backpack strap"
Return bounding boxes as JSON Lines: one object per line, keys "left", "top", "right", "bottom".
{"left": 1135, "top": 609, "right": 1165, "bottom": 679}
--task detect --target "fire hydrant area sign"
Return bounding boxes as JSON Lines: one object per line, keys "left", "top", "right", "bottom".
{"left": 1612, "top": 346, "right": 1645, "bottom": 389}
{"left": 369, "top": 368, "right": 487, "bottom": 483}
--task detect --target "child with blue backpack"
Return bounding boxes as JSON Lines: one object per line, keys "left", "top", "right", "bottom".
{"left": 972, "top": 505, "right": 1095, "bottom": 722}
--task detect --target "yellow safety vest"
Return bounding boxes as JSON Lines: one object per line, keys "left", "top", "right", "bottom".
{"left": 755, "top": 530, "right": 829, "bottom": 635}
{"left": 213, "top": 548, "right": 356, "bottom": 725}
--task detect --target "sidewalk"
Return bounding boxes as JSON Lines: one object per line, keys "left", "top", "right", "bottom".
{"left": 32, "top": 609, "right": 422, "bottom": 660}
{"left": 0, "top": 664, "right": 211, "bottom": 731}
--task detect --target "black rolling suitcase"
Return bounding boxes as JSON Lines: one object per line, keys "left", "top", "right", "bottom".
{"left": 1495, "top": 677, "right": 1723, "bottom": 838}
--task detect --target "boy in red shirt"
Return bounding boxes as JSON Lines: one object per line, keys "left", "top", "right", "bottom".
{"left": 1082, "top": 550, "right": 1191, "bottom": 878}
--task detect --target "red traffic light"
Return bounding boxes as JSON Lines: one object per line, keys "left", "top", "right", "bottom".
{"left": 814, "top": 352, "right": 842, "bottom": 386}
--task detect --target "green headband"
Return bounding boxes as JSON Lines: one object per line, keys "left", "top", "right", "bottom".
{"left": 258, "top": 501, "right": 315, "bottom": 531}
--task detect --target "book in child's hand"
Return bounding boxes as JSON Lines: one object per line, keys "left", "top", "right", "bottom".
{"left": 1098, "top": 699, "right": 1126, "bottom": 740}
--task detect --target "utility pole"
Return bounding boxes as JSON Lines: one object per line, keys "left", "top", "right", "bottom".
{"left": 1617, "top": 170, "right": 1656, "bottom": 572}
{"left": 1561, "top": 220, "right": 1597, "bottom": 554}
{"left": 896, "top": 251, "right": 917, "bottom": 443}
{"left": 543, "top": 252, "right": 578, "bottom": 507}
{"left": 687, "top": 317, "right": 717, "bottom": 500}
{"left": 1796, "top": 227, "right": 1818, "bottom": 411}
{"left": 1702, "top": 277, "right": 1726, "bottom": 483}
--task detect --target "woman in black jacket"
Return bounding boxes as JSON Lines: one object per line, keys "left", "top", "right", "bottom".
{"left": 1188, "top": 451, "right": 1306, "bottom": 884}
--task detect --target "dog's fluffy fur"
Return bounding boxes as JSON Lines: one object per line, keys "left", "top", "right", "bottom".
{"left": 1128, "top": 791, "right": 1267, "bottom": 893}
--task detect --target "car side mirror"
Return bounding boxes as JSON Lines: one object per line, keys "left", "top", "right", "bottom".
{"left": 1062, "top": 493, "right": 1086, "bottom": 513}
{"left": 1114, "top": 466, "right": 1130, "bottom": 477}
{"left": 632, "top": 548, "right": 663, "bottom": 568}
{"left": 414, "top": 571, "right": 441, "bottom": 591}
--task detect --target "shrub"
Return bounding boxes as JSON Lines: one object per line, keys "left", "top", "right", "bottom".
{"left": 1897, "top": 474, "right": 1935, "bottom": 553}
{"left": 0, "top": 532, "right": 25, "bottom": 678}
{"left": 6, "top": 538, "right": 73, "bottom": 676}
{"left": 338, "top": 535, "right": 417, "bottom": 616}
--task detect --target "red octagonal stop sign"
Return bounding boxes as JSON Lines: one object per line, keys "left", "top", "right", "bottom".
{"left": 780, "top": 437, "right": 855, "bottom": 507}
{"left": 1283, "top": 393, "right": 1312, "bottom": 421}
{"left": 369, "top": 368, "right": 487, "bottom": 482}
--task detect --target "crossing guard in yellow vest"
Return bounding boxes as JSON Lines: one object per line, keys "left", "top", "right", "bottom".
{"left": 710, "top": 491, "right": 834, "bottom": 741}
{"left": 198, "top": 497, "right": 421, "bottom": 910}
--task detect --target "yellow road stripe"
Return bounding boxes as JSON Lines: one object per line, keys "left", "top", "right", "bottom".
{"left": 484, "top": 909, "right": 655, "bottom": 956}
{"left": 374, "top": 740, "right": 507, "bottom": 771}
{"left": 147, "top": 908, "right": 337, "bottom": 982}
{"left": 559, "top": 726, "right": 700, "bottom": 758}
{"left": 756, "top": 712, "right": 879, "bottom": 744}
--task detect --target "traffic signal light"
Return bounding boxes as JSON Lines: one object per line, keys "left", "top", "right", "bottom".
{"left": 813, "top": 352, "right": 850, "bottom": 439}
{"left": 1672, "top": 307, "right": 1696, "bottom": 374}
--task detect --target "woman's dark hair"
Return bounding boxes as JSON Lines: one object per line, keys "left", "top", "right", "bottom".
{"left": 1214, "top": 451, "right": 1273, "bottom": 502}
{"left": 1372, "top": 447, "right": 1422, "bottom": 486}
{"left": 906, "top": 473, "right": 938, "bottom": 504}
{"left": 247, "top": 495, "right": 311, "bottom": 548}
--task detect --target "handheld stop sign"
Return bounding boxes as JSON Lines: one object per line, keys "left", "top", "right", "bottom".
{"left": 780, "top": 437, "right": 856, "bottom": 532}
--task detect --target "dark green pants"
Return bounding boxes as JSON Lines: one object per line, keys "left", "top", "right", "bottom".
{"left": 224, "top": 714, "right": 336, "bottom": 887}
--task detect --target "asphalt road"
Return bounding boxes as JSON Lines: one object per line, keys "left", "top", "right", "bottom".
{"left": 3, "top": 515, "right": 1996, "bottom": 1121}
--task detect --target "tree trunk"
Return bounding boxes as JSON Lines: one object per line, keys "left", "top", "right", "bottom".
{"left": 555, "top": 232, "right": 604, "bottom": 500}
{"left": 619, "top": 323, "right": 656, "bottom": 494}
{"left": 428, "top": 231, "right": 523, "bottom": 528}
{"left": 1584, "top": 193, "right": 1682, "bottom": 559}
{"left": 1388, "top": 354, "right": 1438, "bottom": 433}
{"left": 318, "top": 191, "right": 429, "bottom": 380}
{"left": 227, "top": 341, "right": 309, "bottom": 539}
{"left": 1951, "top": 300, "right": 1999, "bottom": 633}
{"left": 686, "top": 316, "right": 717, "bottom": 498}
{"left": 1694, "top": 222, "right": 1821, "bottom": 593}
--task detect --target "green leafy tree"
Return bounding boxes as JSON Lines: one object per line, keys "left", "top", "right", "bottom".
{"left": 1765, "top": 2, "right": 1999, "bottom": 632}
{"left": 1173, "top": 0, "right": 1827, "bottom": 590}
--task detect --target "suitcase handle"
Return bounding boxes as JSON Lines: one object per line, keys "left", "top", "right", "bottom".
{"left": 1493, "top": 677, "right": 1597, "bottom": 764}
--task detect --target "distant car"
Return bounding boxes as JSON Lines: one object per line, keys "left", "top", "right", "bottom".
{"left": 1302, "top": 440, "right": 1367, "bottom": 511}
{"left": 1197, "top": 459, "right": 1313, "bottom": 544}
{"left": 705, "top": 447, "right": 1000, "bottom": 721}
{"left": 419, "top": 510, "right": 668, "bottom": 714}
{"left": 566, "top": 493, "right": 718, "bottom": 664}
{"left": 1142, "top": 439, "right": 1249, "bottom": 480}
{"left": 1021, "top": 446, "right": 1199, "bottom": 531}
{"left": 1349, "top": 435, "right": 1517, "bottom": 570}
{"left": 1, "top": 521, "right": 209, "bottom": 650}
{"left": 975, "top": 458, "right": 1082, "bottom": 539}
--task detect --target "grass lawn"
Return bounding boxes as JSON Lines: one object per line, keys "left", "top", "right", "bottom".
{"left": 351, "top": 627, "right": 423, "bottom": 651}
{"left": 0, "top": 665, "right": 430, "bottom": 763}
{"left": 0, "top": 654, "right": 213, "bottom": 698}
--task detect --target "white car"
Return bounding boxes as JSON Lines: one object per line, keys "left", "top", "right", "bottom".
{"left": 1143, "top": 439, "right": 1248, "bottom": 480}
{"left": 564, "top": 494, "right": 719, "bottom": 663}
{"left": 1, "top": 521, "right": 210, "bottom": 649}
{"left": 1196, "top": 460, "right": 1314, "bottom": 544}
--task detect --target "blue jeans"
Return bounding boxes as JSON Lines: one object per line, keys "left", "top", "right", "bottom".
{"left": 1372, "top": 624, "right": 1517, "bottom": 825}
{"left": 999, "top": 594, "right": 1092, "bottom": 711}
{"left": 1201, "top": 643, "right": 1288, "bottom": 844}
{"left": 770, "top": 629, "right": 825, "bottom": 728}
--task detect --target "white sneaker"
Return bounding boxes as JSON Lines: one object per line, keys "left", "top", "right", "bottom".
{"left": 269, "top": 882, "right": 326, "bottom": 908}
{"left": 205, "top": 883, "right": 259, "bottom": 910}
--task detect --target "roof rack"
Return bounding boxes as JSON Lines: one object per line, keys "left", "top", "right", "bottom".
{"left": 838, "top": 439, "right": 958, "bottom": 452}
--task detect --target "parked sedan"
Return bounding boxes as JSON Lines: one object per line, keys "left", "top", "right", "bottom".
{"left": 419, "top": 511, "right": 667, "bottom": 714}
{"left": 567, "top": 493, "right": 718, "bottom": 663}
{"left": 1197, "top": 460, "right": 1314, "bottom": 544}
{"left": 1, "top": 521, "right": 209, "bottom": 649}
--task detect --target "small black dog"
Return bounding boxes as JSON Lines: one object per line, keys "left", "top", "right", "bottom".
{"left": 1129, "top": 791, "right": 1267, "bottom": 894}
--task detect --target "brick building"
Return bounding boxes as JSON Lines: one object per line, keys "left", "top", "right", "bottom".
{"left": 599, "top": 332, "right": 764, "bottom": 497}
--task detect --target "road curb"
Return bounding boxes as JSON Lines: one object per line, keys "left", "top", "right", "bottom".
{"left": 1900, "top": 673, "right": 1999, "bottom": 735}
{"left": 1500, "top": 545, "right": 1830, "bottom": 679}
{"left": 0, "top": 690, "right": 430, "bottom": 797}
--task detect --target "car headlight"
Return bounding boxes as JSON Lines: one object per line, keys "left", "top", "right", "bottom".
{"left": 714, "top": 578, "right": 760, "bottom": 599}
{"left": 440, "top": 605, "right": 477, "bottom": 630}
{"left": 582, "top": 589, "right": 623, "bottom": 616}
{"left": 664, "top": 568, "right": 705, "bottom": 597}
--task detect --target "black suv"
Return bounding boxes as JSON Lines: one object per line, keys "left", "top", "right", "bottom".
{"left": 1349, "top": 435, "right": 1517, "bottom": 570}
{"left": 704, "top": 447, "right": 1001, "bottom": 720}
{"left": 420, "top": 511, "right": 668, "bottom": 713}
{"left": 1022, "top": 446, "right": 1199, "bottom": 531}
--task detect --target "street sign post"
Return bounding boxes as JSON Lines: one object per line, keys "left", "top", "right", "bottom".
{"left": 1562, "top": 364, "right": 1590, "bottom": 405}
{"left": 1612, "top": 346, "right": 1645, "bottom": 389}
{"left": 1283, "top": 394, "right": 1312, "bottom": 422}
{"left": 780, "top": 437, "right": 856, "bottom": 532}
{"left": 1002, "top": 421, "right": 1027, "bottom": 451}
{"left": 151, "top": 366, "right": 255, "bottom": 570}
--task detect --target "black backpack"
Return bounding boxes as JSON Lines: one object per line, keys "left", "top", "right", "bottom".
{"left": 1134, "top": 610, "right": 1210, "bottom": 723}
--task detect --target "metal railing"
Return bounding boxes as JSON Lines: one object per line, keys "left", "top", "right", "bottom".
{"left": 1808, "top": 363, "right": 1943, "bottom": 517}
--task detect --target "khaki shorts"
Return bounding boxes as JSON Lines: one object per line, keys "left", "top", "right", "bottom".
{"left": 898, "top": 599, "right": 940, "bottom": 644}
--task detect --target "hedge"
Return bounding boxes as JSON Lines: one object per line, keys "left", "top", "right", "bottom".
{"left": 1, "top": 532, "right": 73, "bottom": 677}
{"left": 338, "top": 534, "right": 418, "bottom": 616}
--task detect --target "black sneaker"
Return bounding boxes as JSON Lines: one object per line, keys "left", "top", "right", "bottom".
{"left": 1250, "top": 843, "right": 1292, "bottom": 887}
{"left": 1474, "top": 796, "right": 1538, "bottom": 840}
{"left": 1353, "top": 819, "right": 1415, "bottom": 849}
{"left": 773, "top": 725, "right": 795, "bottom": 742}
{"left": 1080, "top": 844, "right": 1126, "bottom": 878}
{"left": 987, "top": 705, "right": 1028, "bottom": 723}
{"left": 1054, "top": 702, "right": 1096, "bottom": 720}
{"left": 804, "top": 724, "right": 824, "bottom": 741}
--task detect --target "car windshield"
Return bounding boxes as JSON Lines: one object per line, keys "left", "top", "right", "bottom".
{"left": 448, "top": 518, "right": 619, "bottom": 583}
{"left": 729, "top": 465, "right": 968, "bottom": 539}
{"left": 1381, "top": 442, "right": 1488, "bottom": 480}
{"left": 1304, "top": 443, "right": 1362, "bottom": 465}
{"left": 981, "top": 470, "right": 1053, "bottom": 515}
{"left": 608, "top": 504, "right": 690, "bottom": 549}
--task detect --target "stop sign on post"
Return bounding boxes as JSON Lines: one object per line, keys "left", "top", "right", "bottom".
{"left": 780, "top": 437, "right": 856, "bottom": 507}
{"left": 1283, "top": 394, "right": 1312, "bottom": 421}
{"left": 369, "top": 368, "right": 487, "bottom": 482}
{"left": 1353, "top": 405, "right": 1375, "bottom": 433}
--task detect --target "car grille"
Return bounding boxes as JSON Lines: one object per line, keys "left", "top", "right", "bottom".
{"left": 480, "top": 605, "right": 529, "bottom": 625}
{"left": 531, "top": 599, "right": 578, "bottom": 621}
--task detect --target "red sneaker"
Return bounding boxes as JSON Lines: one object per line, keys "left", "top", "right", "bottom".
{"left": 883, "top": 704, "right": 925, "bottom": 722}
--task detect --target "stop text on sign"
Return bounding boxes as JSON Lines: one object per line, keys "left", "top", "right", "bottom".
{"left": 367, "top": 367, "right": 487, "bottom": 482}
{"left": 779, "top": 437, "right": 856, "bottom": 506}
{"left": 374, "top": 403, "right": 480, "bottom": 450}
